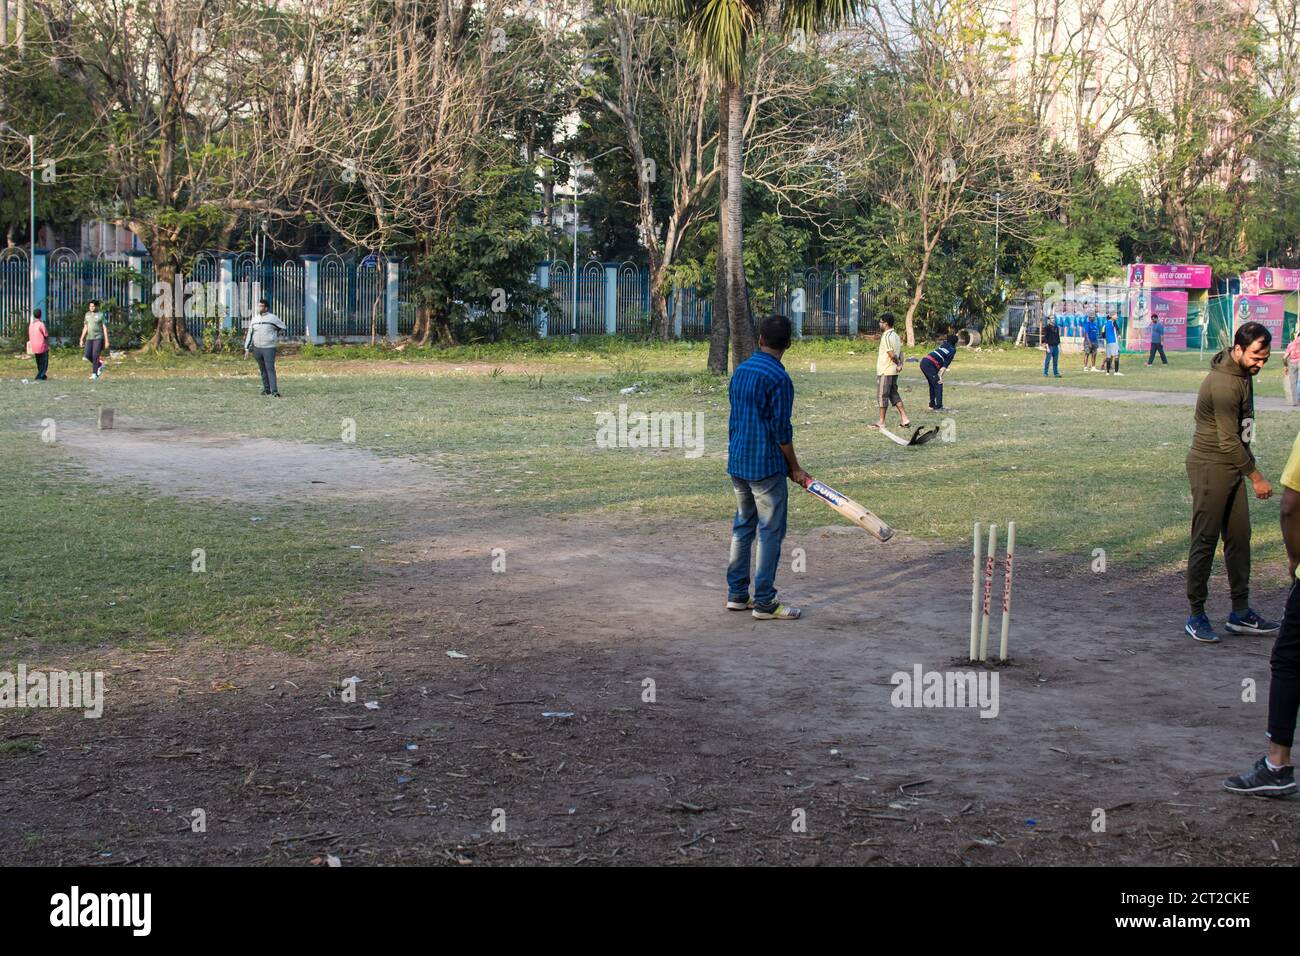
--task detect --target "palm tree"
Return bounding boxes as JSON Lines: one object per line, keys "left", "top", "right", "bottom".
{"left": 623, "top": 0, "right": 862, "bottom": 373}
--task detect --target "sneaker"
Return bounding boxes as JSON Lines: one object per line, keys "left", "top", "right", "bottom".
{"left": 1225, "top": 609, "right": 1281, "bottom": 636}
{"left": 726, "top": 597, "right": 754, "bottom": 611}
{"left": 271, "top": 392, "right": 281, "bottom": 398}
{"left": 1223, "top": 757, "right": 1297, "bottom": 797}
{"left": 1186, "top": 613, "right": 1219, "bottom": 643}
{"left": 753, "top": 603, "right": 802, "bottom": 620}
{"left": 261, "top": 389, "right": 271, "bottom": 396}
{"left": 1053, "top": 374, "right": 1062, "bottom": 378}
{"left": 1114, "top": 371, "right": 1124, "bottom": 376}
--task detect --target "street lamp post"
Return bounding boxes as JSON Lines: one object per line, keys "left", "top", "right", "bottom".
{"left": 2, "top": 121, "right": 43, "bottom": 320}
{"left": 27, "top": 134, "right": 34, "bottom": 319}
{"left": 993, "top": 191, "right": 1002, "bottom": 291}
{"left": 538, "top": 147, "right": 621, "bottom": 338}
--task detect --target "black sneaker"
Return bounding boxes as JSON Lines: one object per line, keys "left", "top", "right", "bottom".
{"left": 1223, "top": 757, "right": 1297, "bottom": 797}
{"left": 261, "top": 389, "right": 270, "bottom": 395}
{"left": 1186, "top": 613, "right": 1219, "bottom": 643}
{"left": 1225, "top": 608, "right": 1281, "bottom": 636}
{"left": 271, "top": 392, "right": 282, "bottom": 398}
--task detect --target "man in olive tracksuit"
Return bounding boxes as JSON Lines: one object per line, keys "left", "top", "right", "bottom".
{"left": 1185, "top": 321, "right": 1281, "bottom": 643}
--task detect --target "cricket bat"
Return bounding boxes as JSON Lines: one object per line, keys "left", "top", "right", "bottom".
{"left": 880, "top": 424, "right": 942, "bottom": 447}
{"left": 800, "top": 475, "right": 895, "bottom": 542}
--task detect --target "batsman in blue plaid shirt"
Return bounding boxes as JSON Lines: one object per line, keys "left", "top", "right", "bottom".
{"left": 726, "top": 315, "right": 809, "bottom": 621}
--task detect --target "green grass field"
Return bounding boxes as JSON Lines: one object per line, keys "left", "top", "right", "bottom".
{"left": 4, "top": 338, "right": 1295, "bottom": 654}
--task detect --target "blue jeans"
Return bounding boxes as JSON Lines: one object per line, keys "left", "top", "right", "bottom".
{"left": 727, "top": 472, "right": 788, "bottom": 612}
{"left": 1043, "top": 344, "right": 1059, "bottom": 375}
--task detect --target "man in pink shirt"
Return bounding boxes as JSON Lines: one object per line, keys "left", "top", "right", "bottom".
{"left": 27, "top": 309, "right": 49, "bottom": 380}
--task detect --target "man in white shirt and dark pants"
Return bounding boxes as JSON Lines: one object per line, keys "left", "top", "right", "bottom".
{"left": 244, "top": 299, "right": 287, "bottom": 396}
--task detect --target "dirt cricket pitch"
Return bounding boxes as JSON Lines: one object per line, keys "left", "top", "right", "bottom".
{"left": 2, "top": 415, "right": 1296, "bottom": 866}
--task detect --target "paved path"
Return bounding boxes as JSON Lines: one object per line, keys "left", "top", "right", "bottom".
{"left": 966, "top": 380, "right": 1300, "bottom": 412}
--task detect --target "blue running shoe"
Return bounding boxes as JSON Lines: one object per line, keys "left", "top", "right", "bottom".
{"left": 1223, "top": 757, "right": 1296, "bottom": 797}
{"left": 1186, "top": 613, "right": 1219, "bottom": 643}
{"left": 1225, "top": 609, "right": 1281, "bottom": 636}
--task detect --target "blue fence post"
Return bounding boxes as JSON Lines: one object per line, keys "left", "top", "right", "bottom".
{"left": 32, "top": 248, "right": 47, "bottom": 319}
{"left": 673, "top": 281, "right": 682, "bottom": 338}
{"left": 302, "top": 255, "right": 321, "bottom": 343}
{"left": 794, "top": 279, "right": 805, "bottom": 339}
{"left": 127, "top": 252, "right": 145, "bottom": 313}
{"left": 536, "top": 262, "right": 550, "bottom": 337}
{"left": 604, "top": 263, "right": 617, "bottom": 335}
{"left": 385, "top": 259, "right": 399, "bottom": 341}
{"left": 848, "top": 272, "right": 860, "bottom": 336}
{"left": 218, "top": 253, "right": 235, "bottom": 330}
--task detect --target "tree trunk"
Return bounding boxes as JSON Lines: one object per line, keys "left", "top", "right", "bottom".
{"left": 408, "top": 236, "right": 435, "bottom": 345}
{"left": 902, "top": 241, "right": 937, "bottom": 347}
{"left": 411, "top": 304, "right": 434, "bottom": 346}
{"left": 145, "top": 253, "right": 199, "bottom": 352}
{"left": 725, "top": 76, "right": 754, "bottom": 370}
{"left": 650, "top": 276, "right": 669, "bottom": 339}
{"left": 706, "top": 82, "right": 730, "bottom": 375}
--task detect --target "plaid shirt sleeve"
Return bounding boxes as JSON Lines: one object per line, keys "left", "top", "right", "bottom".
{"left": 766, "top": 368, "right": 794, "bottom": 446}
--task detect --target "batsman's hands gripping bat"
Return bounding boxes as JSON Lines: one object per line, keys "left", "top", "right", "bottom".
{"left": 799, "top": 475, "right": 895, "bottom": 542}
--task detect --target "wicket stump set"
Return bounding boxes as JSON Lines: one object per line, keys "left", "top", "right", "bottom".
{"left": 969, "top": 521, "right": 1015, "bottom": 662}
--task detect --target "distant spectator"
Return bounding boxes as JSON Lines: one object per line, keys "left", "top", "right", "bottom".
{"left": 1147, "top": 317, "right": 1168, "bottom": 366}
{"left": 1082, "top": 313, "right": 1100, "bottom": 372}
{"left": 78, "top": 300, "right": 108, "bottom": 380}
{"left": 1041, "top": 315, "right": 1061, "bottom": 378}
{"left": 1284, "top": 328, "right": 1300, "bottom": 406}
{"left": 244, "top": 299, "right": 287, "bottom": 397}
{"left": 1101, "top": 312, "right": 1122, "bottom": 376}
{"left": 27, "top": 308, "right": 49, "bottom": 381}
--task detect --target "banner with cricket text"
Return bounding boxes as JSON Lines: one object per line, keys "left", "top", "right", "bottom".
{"left": 1126, "top": 289, "right": 1188, "bottom": 351}
{"left": 1235, "top": 294, "right": 1285, "bottom": 342}
{"left": 1127, "top": 263, "right": 1213, "bottom": 290}
{"left": 1241, "top": 268, "right": 1300, "bottom": 295}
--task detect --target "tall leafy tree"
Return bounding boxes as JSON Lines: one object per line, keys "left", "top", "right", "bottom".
{"left": 623, "top": 0, "right": 863, "bottom": 372}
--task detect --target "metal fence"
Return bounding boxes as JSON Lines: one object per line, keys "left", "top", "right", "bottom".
{"left": 0, "top": 249, "right": 399, "bottom": 342}
{"left": 535, "top": 260, "right": 867, "bottom": 340}
{"left": 318, "top": 253, "right": 387, "bottom": 339}
{"left": 2, "top": 249, "right": 881, "bottom": 343}
{"left": 0, "top": 248, "right": 30, "bottom": 336}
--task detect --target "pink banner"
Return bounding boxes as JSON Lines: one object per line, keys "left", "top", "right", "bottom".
{"left": 1239, "top": 270, "right": 1300, "bottom": 294}
{"left": 1127, "top": 263, "right": 1212, "bottom": 289}
{"left": 1127, "top": 289, "right": 1188, "bottom": 351}
{"left": 1236, "top": 294, "right": 1285, "bottom": 342}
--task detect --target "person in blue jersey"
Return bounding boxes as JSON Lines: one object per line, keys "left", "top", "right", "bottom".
{"left": 921, "top": 334, "right": 958, "bottom": 410}
{"left": 1100, "top": 311, "right": 1123, "bottom": 375}
{"left": 1081, "top": 313, "right": 1100, "bottom": 372}
{"left": 726, "top": 315, "right": 808, "bottom": 621}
